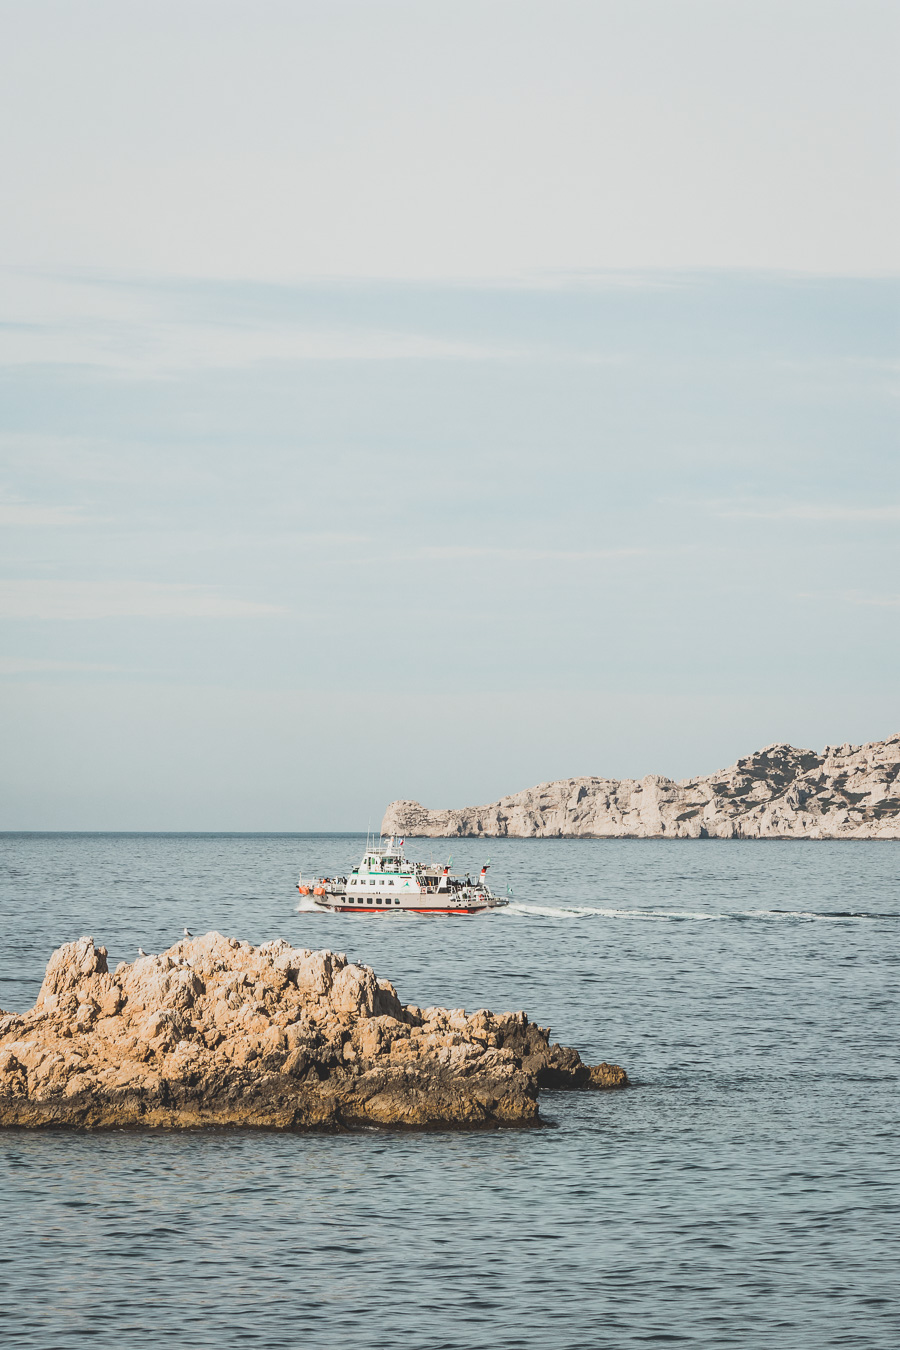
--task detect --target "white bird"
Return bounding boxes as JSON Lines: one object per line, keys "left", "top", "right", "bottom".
{"left": 137, "top": 947, "right": 146, "bottom": 957}
{"left": 183, "top": 927, "right": 192, "bottom": 938}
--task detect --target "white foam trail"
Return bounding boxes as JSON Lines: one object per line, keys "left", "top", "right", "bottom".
{"left": 504, "top": 902, "right": 875, "bottom": 922}
{"left": 505, "top": 902, "right": 715, "bottom": 920}
{"left": 739, "top": 909, "right": 864, "bottom": 922}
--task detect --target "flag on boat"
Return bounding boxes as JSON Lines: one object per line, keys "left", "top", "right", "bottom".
{"left": 398, "top": 838, "right": 404, "bottom": 847}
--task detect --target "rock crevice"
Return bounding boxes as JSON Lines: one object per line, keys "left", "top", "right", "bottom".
{"left": 382, "top": 734, "right": 900, "bottom": 839}
{"left": 0, "top": 934, "right": 626, "bottom": 1129}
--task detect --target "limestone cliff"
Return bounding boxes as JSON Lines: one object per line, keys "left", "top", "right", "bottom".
{"left": 0, "top": 934, "right": 626, "bottom": 1130}
{"left": 382, "top": 734, "right": 900, "bottom": 840}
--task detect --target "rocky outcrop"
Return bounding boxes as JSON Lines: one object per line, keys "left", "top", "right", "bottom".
{"left": 382, "top": 734, "right": 900, "bottom": 840}
{"left": 0, "top": 934, "right": 626, "bottom": 1130}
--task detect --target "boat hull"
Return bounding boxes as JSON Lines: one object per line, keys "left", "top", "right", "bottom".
{"left": 299, "top": 887, "right": 507, "bottom": 916}
{"left": 311, "top": 900, "right": 500, "bottom": 916}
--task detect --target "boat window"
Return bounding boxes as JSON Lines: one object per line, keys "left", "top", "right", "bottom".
{"left": 388, "top": 880, "right": 394, "bottom": 886}
{"left": 366, "top": 897, "right": 373, "bottom": 904}
{"left": 369, "top": 880, "right": 375, "bottom": 886}
{"left": 375, "top": 898, "right": 382, "bottom": 905}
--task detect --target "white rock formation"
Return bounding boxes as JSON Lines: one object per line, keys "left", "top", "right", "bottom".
{"left": 381, "top": 734, "right": 900, "bottom": 840}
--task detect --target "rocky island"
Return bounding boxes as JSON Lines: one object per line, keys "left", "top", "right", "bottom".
{"left": 0, "top": 933, "right": 626, "bottom": 1130}
{"left": 382, "top": 734, "right": 900, "bottom": 839}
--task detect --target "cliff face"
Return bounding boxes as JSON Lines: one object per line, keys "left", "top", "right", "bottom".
{"left": 382, "top": 734, "right": 900, "bottom": 840}
{"left": 0, "top": 934, "right": 626, "bottom": 1130}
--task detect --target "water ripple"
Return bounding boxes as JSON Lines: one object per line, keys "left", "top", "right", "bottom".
{"left": 1, "top": 833, "right": 898, "bottom": 1348}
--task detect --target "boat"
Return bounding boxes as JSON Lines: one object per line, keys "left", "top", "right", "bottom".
{"left": 297, "top": 836, "right": 510, "bottom": 915}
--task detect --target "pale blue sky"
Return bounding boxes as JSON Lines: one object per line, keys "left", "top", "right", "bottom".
{"left": 1, "top": 2, "right": 898, "bottom": 827}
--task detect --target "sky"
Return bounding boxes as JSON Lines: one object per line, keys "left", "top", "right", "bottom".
{"left": 1, "top": 1, "right": 898, "bottom": 829}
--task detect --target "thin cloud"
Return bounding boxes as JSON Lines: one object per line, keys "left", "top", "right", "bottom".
{"left": 413, "top": 546, "right": 646, "bottom": 561}
{"left": 0, "top": 320, "right": 628, "bottom": 376}
{"left": 845, "top": 591, "right": 900, "bottom": 609}
{"left": 0, "top": 322, "right": 528, "bottom": 374}
{"left": 0, "top": 657, "right": 124, "bottom": 674}
{"left": 0, "top": 270, "right": 629, "bottom": 378}
{"left": 0, "top": 581, "right": 285, "bottom": 620}
{"left": 797, "top": 588, "right": 900, "bottom": 609}
{"left": 708, "top": 500, "right": 900, "bottom": 523}
{"left": 0, "top": 498, "right": 93, "bottom": 527}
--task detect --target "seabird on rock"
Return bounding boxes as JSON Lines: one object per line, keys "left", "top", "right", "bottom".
{"left": 183, "top": 927, "right": 192, "bottom": 937}
{"left": 137, "top": 947, "right": 146, "bottom": 957}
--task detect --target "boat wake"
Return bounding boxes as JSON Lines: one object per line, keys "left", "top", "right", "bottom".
{"left": 504, "top": 902, "right": 892, "bottom": 923}
{"left": 296, "top": 897, "right": 325, "bottom": 914}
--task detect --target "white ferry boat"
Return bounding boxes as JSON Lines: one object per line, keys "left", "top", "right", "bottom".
{"left": 297, "top": 837, "right": 509, "bottom": 916}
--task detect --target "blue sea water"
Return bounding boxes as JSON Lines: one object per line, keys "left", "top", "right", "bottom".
{"left": 0, "top": 833, "right": 898, "bottom": 1349}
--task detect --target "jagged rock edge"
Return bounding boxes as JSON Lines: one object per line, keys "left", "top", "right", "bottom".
{"left": 0, "top": 934, "right": 627, "bottom": 1130}
{"left": 382, "top": 734, "right": 900, "bottom": 839}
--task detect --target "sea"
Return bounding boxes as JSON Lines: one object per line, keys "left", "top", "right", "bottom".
{"left": 0, "top": 833, "right": 897, "bottom": 1349}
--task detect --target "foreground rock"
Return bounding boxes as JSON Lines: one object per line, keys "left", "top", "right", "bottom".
{"left": 0, "top": 934, "right": 626, "bottom": 1130}
{"left": 383, "top": 734, "right": 900, "bottom": 840}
